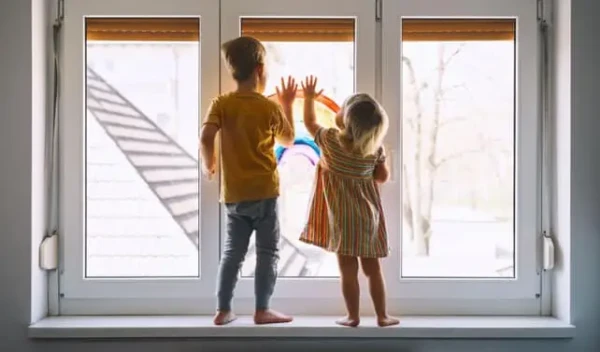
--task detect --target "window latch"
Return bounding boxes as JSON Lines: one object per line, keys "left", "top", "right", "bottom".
{"left": 40, "top": 232, "right": 58, "bottom": 271}
{"left": 542, "top": 231, "right": 555, "bottom": 271}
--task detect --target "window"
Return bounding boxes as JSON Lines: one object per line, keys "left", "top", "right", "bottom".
{"left": 59, "top": 0, "right": 543, "bottom": 316}
{"left": 217, "top": 0, "right": 375, "bottom": 308}
{"left": 381, "top": 0, "right": 540, "bottom": 313}
{"left": 86, "top": 18, "right": 201, "bottom": 278}
{"left": 238, "top": 18, "right": 356, "bottom": 278}
{"left": 61, "top": 0, "right": 220, "bottom": 308}
{"left": 399, "top": 19, "right": 517, "bottom": 278}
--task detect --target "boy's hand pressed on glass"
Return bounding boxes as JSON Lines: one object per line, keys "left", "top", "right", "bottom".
{"left": 276, "top": 76, "right": 297, "bottom": 107}
{"left": 301, "top": 75, "right": 324, "bottom": 137}
{"left": 275, "top": 76, "right": 297, "bottom": 147}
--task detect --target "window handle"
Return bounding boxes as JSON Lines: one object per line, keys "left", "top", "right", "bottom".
{"left": 543, "top": 234, "right": 555, "bottom": 271}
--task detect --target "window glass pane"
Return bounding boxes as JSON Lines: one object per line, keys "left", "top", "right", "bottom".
{"left": 85, "top": 18, "right": 200, "bottom": 277}
{"left": 239, "top": 18, "right": 356, "bottom": 278}
{"left": 401, "top": 19, "right": 515, "bottom": 278}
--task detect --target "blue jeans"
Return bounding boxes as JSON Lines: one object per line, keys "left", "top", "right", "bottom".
{"left": 216, "top": 198, "right": 280, "bottom": 311}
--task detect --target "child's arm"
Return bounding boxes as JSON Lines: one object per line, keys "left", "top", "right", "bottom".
{"left": 275, "top": 76, "right": 297, "bottom": 148}
{"left": 301, "top": 76, "right": 324, "bottom": 138}
{"left": 273, "top": 106, "right": 295, "bottom": 148}
{"left": 278, "top": 105, "right": 295, "bottom": 147}
{"left": 199, "top": 99, "right": 221, "bottom": 178}
{"left": 373, "top": 146, "right": 389, "bottom": 183}
{"left": 200, "top": 124, "right": 218, "bottom": 177}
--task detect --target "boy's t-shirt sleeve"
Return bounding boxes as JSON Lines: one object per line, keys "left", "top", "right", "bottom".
{"left": 203, "top": 97, "right": 222, "bottom": 128}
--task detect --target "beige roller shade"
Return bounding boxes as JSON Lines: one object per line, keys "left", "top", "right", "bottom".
{"left": 86, "top": 18, "right": 200, "bottom": 42}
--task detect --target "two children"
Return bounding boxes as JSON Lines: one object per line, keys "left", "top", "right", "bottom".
{"left": 200, "top": 36, "right": 397, "bottom": 327}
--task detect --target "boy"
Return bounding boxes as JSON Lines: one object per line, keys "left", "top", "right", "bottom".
{"left": 200, "top": 36, "right": 297, "bottom": 326}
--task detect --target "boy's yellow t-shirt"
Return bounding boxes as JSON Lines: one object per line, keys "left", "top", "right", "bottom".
{"left": 203, "top": 92, "right": 290, "bottom": 204}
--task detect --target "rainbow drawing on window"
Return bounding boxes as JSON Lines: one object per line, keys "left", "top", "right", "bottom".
{"left": 268, "top": 91, "right": 340, "bottom": 166}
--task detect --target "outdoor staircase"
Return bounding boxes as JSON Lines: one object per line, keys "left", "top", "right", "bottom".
{"left": 86, "top": 67, "right": 308, "bottom": 276}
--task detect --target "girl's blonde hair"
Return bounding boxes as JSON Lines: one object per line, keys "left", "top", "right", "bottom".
{"left": 339, "top": 93, "right": 389, "bottom": 157}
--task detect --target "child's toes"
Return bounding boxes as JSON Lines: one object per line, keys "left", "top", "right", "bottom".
{"left": 254, "top": 309, "right": 293, "bottom": 325}
{"left": 213, "top": 311, "right": 237, "bottom": 326}
{"left": 335, "top": 316, "right": 360, "bottom": 327}
{"left": 377, "top": 316, "right": 399, "bottom": 327}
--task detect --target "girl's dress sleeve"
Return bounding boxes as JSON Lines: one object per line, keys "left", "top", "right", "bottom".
{"left": 313, "top": 127, "right": 329, "bottom": 147}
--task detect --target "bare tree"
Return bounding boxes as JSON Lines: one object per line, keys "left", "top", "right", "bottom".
{"left": 402, "top": 43, "right": 477, "bottom": 256}
{"left": 265, "top": 43, "right": 283, "bottom": 71}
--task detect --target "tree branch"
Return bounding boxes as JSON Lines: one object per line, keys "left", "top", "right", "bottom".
{"left": 402, "top": 56, "right": 423, "bottom": 132}
{"left": 402, "top": 164, "right": 414, "bottom": 239}
{"left": 434, "top": 148, "right": 484, "bottom": 169}
{"left": 442, "top": 44, "right": 466, "bottom": 68}
{"left": 442, "top": 82, "right": 468, "bottom": 95}
{"left": 439, "top": 115, "right": 470, "bottom": 128}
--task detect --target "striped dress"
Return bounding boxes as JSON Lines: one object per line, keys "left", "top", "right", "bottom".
{"left": 300, "top": 127, "right": 389, "bottom": 258}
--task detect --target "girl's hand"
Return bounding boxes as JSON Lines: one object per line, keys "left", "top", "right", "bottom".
{"left": 276, "top": 76, "right": 298, "bottom": 108}
{"left": 301, "top": 75, "right": 324, "bottom": 100}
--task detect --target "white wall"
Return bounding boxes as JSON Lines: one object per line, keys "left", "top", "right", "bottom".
{"left": 0, "top": 0, "right": 35, "bottom": 349}
{"left": 0, "top": 0, "right": 598, "bottom": 351}
{"left": 568, "top": 0, "right": 600, "bottom": 348}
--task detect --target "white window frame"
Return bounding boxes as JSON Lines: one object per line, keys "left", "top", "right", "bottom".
{"left": 380, "top": 0, "right": 542, "bottom": 314}
{"left": 59, "top": 0, "right": 221, "bottom": 312}
{"left": 57, "top": 0, "right": 545, "bottom": 316}
{"left": 219, "top": 0, "right": 376, "bottom": 308}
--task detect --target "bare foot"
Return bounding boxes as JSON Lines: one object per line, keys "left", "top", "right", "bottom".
{"left": 335, "top": 316, "right": 360, "bottom": 327}
{"left": 213, "top": 311, "right": 237, "bottom": 326}
{"left": 254, "top": 309, "right": 293, "bottom": 325}
{"left": 377, "top": 316, "right": 400, "bottom": 327}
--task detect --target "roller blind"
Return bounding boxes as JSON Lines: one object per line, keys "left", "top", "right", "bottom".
{"left": 85, "top": 17, "right": 514, "bottom": 42}
{"left": 240, "top": 18, "right": 514, "bottom": 42}
{"left": 402, "top": 19, "right": 515, "bottom": 41}
{"left": 86, "top": 18, "right": 200, "bottom": 41}
{"left": 241, "top": 18, "right": 355, "bottom": 42}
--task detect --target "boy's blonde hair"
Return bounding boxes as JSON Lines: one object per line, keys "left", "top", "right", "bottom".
{"left": 340, "top": 93, "right": 388, "bottom": 157}
{"left": 221, "top": 36, "right": 266, "bottom": 82}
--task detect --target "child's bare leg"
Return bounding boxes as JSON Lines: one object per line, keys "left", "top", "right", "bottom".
{"left": 360, "top": 258, "right": 399, "bottom": 327}
{"left": 336, "top": 254, "right": 360, "bottom": 327}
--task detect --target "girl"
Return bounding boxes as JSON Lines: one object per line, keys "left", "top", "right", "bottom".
{"left": 299, "top": 76, "right": 399, "bottom": 327}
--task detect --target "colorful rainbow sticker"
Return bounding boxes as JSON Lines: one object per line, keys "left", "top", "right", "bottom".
{"left": 268, "top": 91, "right": 340, "bottom": 163}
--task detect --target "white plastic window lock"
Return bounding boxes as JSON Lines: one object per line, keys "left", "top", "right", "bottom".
{"left": 40, "top": 234, "right": 58, "bottom": 270}
{"left": 543, "top": 235, "right": 555, "bottom": 271}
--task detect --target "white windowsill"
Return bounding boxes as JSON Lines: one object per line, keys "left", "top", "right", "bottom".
{"left": 29, "top": 316, "right": 574, "bottom": 339}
